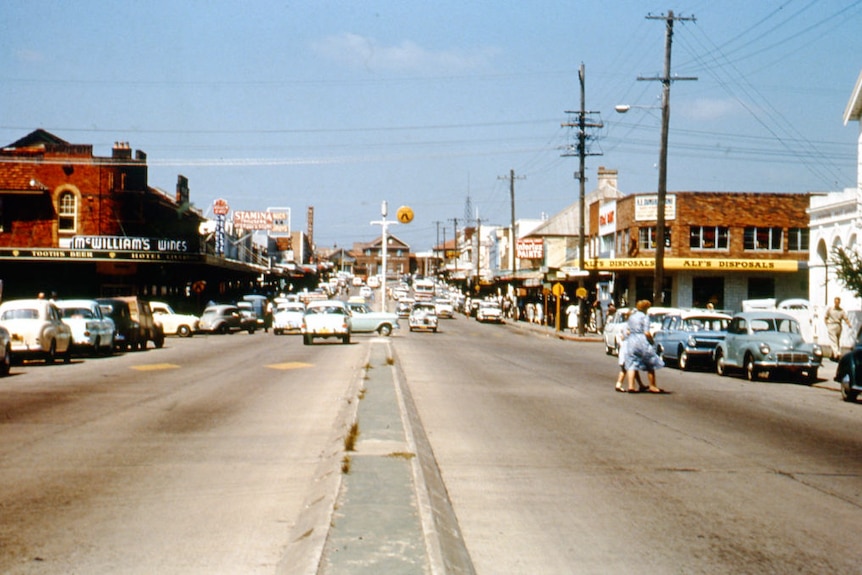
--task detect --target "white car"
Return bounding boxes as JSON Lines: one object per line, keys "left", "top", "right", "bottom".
{"left": 475, "top": 301, "right": 503, "bottom": 323}
{"left": 0, "top": 298, "right": 73, "bottom": 364}
{"left": 55, "top": 299, "right": 116, "bottom": 355}
{"left": 603, "top": 308, "right": 632, "bottom": 356}
{"left": 434, "top": 297, "right": 455, "bottom": 319}
{"left": 301, "top": 300, "right": 352, "bottom": 345}
{"left": 150, "top": 301, "right": 199, "bottom": 337}
{"left": 273, "top": 301, "right": 306, "bottom": 335}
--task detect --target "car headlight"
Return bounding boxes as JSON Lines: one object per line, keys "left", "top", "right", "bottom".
{"left": 687, "top": 335, "right": 697, "bottom": 347}
{"left": 759, "top": 342, "right": 770, "bottom": 355}
{"left": 812, "top": 344, "right": 823, "bottom": 357}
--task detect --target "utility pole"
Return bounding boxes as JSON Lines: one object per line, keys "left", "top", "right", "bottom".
{"left": 498, "top": 169, "right": 525, "bottom": 276}
{"left": 640, "top": 10, "right": 697, "bottom": 305}
{"left": 562, "top": 62, "right": 603, "bottom": 336}
{"left": 433, "top": 220, "right": 442, "bottom": 276}
{"left": 449, "top": 217, "right": 460, "bottom": 281}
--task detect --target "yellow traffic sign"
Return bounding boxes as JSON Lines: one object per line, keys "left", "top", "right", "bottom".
{"left": 396, "top": 205, "right": 414, "bottom": 223}
{"left": 552, "top": 282, "right": 565, "bottom": 296}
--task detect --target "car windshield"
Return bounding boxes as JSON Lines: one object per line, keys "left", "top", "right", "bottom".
{"left": 307, "top": 306, "right": 345, "bottom": 315}
{"left": 684, "top": 318, "right": 728, "bottom": 331}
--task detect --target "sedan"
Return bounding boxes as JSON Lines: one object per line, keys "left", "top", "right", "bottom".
{"left": 56, "top": 299, "right": 116, "bottom": 355}
{"left": 833, "top": 334, "right": 862, "bottom": 402}
{"left": 345, "top": 301, "right": 399, "bottom": 336}
{"left": 0, "top": 298, "right": 72, "bottom": 364}
{"left": 408, "top": 302, "right": 438, "bottom": 332}
{"left": 272, "top": 301, "right": 305, "bottom": 335}
{"left": 654, "top": 311, "right": 730, "bottom": 370}
{"left": 302, "top": 300, "right": 351, "bottom": 345}
{"left": 602, "top": 308, "right": 631, "bottom": 356}
{"left": 715, "top": 311, "right": 822, "bottom": 382}
{"left": 475, "top": 301, "right": 503, "bottom": 323}
{"left": 197, "top": 304, "right": 247, "bottom": 334}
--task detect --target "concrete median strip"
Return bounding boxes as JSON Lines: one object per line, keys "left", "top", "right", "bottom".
{"left": 277, "top": 340, "right": 474, "bottom": 575}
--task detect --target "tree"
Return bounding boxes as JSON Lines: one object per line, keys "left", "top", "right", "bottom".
{"left": 831, "top": 246, "right": 862, "bottom": 299}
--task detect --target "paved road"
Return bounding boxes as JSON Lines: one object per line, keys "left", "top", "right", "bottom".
{"left": 1, "top": 318, "right": 859, "bottom": 574}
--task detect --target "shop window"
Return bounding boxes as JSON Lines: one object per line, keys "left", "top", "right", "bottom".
{"left": 743, "top": 226, "right": 782, "bottom": 251}
{"left": 58, "top": 191, "right": 78, "bottom": 233}
{"left": 638, "top": 227, "right": 671, "bottom": 251}
{"left": 689, "top": 226, "right": 728, "bottom": 250}
{"left": 787, "top": 227, "right": 809, "bottom": 251}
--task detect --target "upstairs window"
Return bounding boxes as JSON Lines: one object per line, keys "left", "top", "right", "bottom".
{"left": 787, "top": 227, "right": 809, "bottom": 251}
{"left": 744, "top": 226, "right": 782, "bottom": 251}
{"left": 689, "top": 226, "right": 729, "bottom": 250}
{"left": 638, "top": 226, "right": 671, "bottom": 251}
{"left": 58, "top": 191, "right": 78, "bottom": 233}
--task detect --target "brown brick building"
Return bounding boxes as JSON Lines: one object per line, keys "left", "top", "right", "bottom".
{"left": 0, "top": 130, "right": 265, "bottom": 309}
{"left": 588, "top": 191, "right": 812, "bottom": 311}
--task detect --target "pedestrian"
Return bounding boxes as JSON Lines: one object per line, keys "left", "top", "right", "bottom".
{"left": 824, "top": 296, "right": 852, "bottom": 361}
{"left": 566, "top": 302, "right": 579, "bottom": 333}
{"left": 615, "top": 312, "right": 644, "bottom": 393}
{"left": 625, "top": 299, "right": 666, "bottom": 393}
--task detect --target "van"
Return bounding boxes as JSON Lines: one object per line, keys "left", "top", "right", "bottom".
{"left": 97, "top": 297, "right": 164, "bottom": 351}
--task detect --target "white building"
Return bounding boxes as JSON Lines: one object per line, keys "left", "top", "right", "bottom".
{"left": 807, "top": 69, "right": 862, "bottom": 348}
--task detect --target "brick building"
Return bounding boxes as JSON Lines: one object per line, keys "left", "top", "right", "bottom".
{"left": 0, "top": 130, "right": 266, "bottom": 309}
{"left": 588, "top": 190, "right": 812, "bottom": 311}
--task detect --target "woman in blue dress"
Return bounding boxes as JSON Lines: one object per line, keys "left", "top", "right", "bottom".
{"left": 625, "top": 299, "right": 666, "bottom": 393}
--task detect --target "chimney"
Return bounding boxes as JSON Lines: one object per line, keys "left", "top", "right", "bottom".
{"left": 597, "top": 166, "right": 618, "bottom": 192}
{"left": 112, "top": 141, "right": 132, "bottom": 160}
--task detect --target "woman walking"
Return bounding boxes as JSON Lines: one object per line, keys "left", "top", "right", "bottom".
{"left": 625, "top": 300, "right": 666, "bottom": 393}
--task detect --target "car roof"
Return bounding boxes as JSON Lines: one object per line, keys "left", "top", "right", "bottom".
{"left": 678, "top": 310, "right": 732, "bottom": 320}
{"left": 732, "top": 310, "right": 797, "bottom": 320}
{"left": 307, "top": 299, "right": 346, "bottom": 308}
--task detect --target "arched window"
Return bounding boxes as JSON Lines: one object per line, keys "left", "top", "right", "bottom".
{"left": 58, "top": 191, "right": 77, "bottom": 232}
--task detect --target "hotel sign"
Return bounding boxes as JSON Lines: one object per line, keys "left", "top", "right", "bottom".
{"left": 585, "top": 257, "right": 800, "bottom": 272}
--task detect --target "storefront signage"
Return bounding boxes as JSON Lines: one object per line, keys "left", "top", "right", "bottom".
{"left": 585, "top": 257, "right": 800, "bottom": 272}
{"left": 517, "top": 238, "right": 544, "bottom": 259}
{"left": 634, "top": 194, "right": 676, "bottom": 222}
{"left": 69, "top": 235, "right": 191, "bottom": 253}
{"left": 233, "top": 210, "right": 274, "bottom": 230}
{"left": 598, "top": 201, "right": 616, "bottom": 236}
{"left": 0, "top": 247, "right": 202, "bottom": 263}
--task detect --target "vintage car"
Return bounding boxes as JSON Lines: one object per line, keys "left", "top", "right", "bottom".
{"left": 272, "top": 301, "right": 306, "bottom": 335}
{"left": 603, "top": 308, "right": 631, "bottom": 356}
{"left": 833, "top": 333, "right": 862, "bottom": 402}
{"left": 197, "top": 304, "right": 250, "bottom": 334}
{"left": 150, "top": 301, "right": 198, "bottom": 337}
{"left": 55, "top": 299, "right": 116, "bottom": 355}
{"left": 475, "top": 300, "right": 503, "bottom": 323}
{"left": 408, "top": 302, "right": 438, "bottom": 332}
{"left": 434, "top": 297, "right": 455, "bottom": 319}
{"left": 0, "top": 298, "right": 72, "bottom": 364}
{"left": 715, "top": 311, "right": 822, "bottom": 382}
{"left": 345, "top": 300, "right": 399, "bottom": 336}
{"left": 302, "top": 300, "right": 351, "bottom": 344}
{"left": 654, "top": 311, "right": 731, "bottom": 370}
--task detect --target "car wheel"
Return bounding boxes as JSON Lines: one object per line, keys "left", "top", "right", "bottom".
{"left": 303, "top": 334, "right": 312, "bottom": 345}
{"left": 745, "top": 354, "right": 757, "bottom": 381}
{"left": 715, "top": 350, "right": 727, "bottom": 376}
{"left": 63, "top": 345, "right": 72, "bottom": 364}
{"left": 0, "top": 345, "right": 10, "bottom": 376}
{"left": 841, "top": 384, "right": 859, "bottom": 402}
{"left": 804, "top": 369, "right": 818, "bottom": 384}
{"left": 248, "top": 327, "right": 255, "bottom": 334}
{"left": 45, "top": 340, "right": 57, "bottom": 364}
{"left": 218, "top": 323, "right": 229, "bottom": 335}
{"left": 177, "top": 325, "right": 192, "bottom": 338}
{"left": 155, "top": 334, "right": 165, "bottom": 349}
{"left": 378, "top": 324, "right": 392, "bottom": 337}
{"left": 678, "top": 349, "right": 689, "bottom": 371}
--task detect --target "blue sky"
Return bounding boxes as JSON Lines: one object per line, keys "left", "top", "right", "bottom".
{"left": 3, "top": 1, "right": 861, "bottom": 252}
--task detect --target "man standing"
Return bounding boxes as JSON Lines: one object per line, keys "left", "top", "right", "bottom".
{"left": 824, "top": 297, "right": 852, "bottom": 361}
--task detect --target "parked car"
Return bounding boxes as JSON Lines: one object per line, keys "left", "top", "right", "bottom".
{"left": 236, "top": 301, "right": 259, "bottom": 333}
{"left": 272, "top": 301, "right": 305, "bottom": 335}
{"left": 111, "top": 296, "right": 164, "bottom": 350}
{"left": 0, "top": 324, "right": 12, "bottom": 376}
{"left": 396, "top": 299, "right": 413, "bottom": 319}
{"left": 715, "top": 311, "right": 822, "bottom": 382}
{"left": 241, "top": 294, "right": 270, "bottom": 331}
{"left": 475, "top": 300, "right": 503, "bottom": 323}
{"left": 654, "top": 311, "right": 731, "bottom": 370}
{"left": 301, "top": 300, "right": 351, "bottom": 345}
{"left": 197, "top": 304, "right": 250, "bottom": 334}
{"left": 833, "top": 333, "right": 862, "bottom": 402}
{"left": 603, "top": 308, "right": 631, "bottom": 356}
{"left": 97, "top": 298, "right": 139, "bottom": 351}
{"left": 0, "top": 298, "right": 72, "bottom": 364}
{"left": 345, "top": 300, "right": 399, "bottom": 336}
{"left": 55, "top": 299, "right": 116, "bottom": 355}
{"left": 408, "top": 301, "right": 438, "bottom": 332}
{"left": 150, "top": 301, "right": 198, "bottom": 337}
{"left": 647, "top": 306, "right": 684, "bottom": 335}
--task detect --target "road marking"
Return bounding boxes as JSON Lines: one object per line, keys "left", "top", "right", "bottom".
{"left": 131, "top": 363, "right": 181, "bottom": 371}
{"left": 266, "top": 362, "right": 313, "bottom": 370}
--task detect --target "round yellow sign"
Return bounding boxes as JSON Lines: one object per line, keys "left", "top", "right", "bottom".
{"left": 396, "top": 206, "right": 414, "bottom": 224}
{"left": 576, "top": 287, "right": 588, "bottom": 299}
